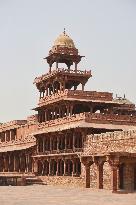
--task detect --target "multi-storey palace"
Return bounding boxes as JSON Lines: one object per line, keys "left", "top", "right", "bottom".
{"left": 0, "top": 30, "right": 136, "bottom": 192}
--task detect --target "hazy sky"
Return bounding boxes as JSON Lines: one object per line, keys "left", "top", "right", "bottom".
{"left": 0, "top": 0, "right": 136, "bottom": 122}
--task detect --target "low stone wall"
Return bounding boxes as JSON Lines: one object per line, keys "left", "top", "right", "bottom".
{"left": 38, "top": 176, "right": 85, "bottom": 187}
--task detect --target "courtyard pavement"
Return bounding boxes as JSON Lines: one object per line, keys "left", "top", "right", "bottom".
{"left": 0, "top": 185, "right": 136, "bottom": 205}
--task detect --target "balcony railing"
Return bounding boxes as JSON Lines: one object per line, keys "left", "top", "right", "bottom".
{"left": 36, "top": 148, "right": 83, "bottom": 156}
{"left": 0, "top": 135, "right": 36, "bottom": 148}
{"left": 0, "top": 120, "right": 27, "bottom": 132}
{"left": 38, "top": 89, "right": 113, "bottom": 107}
{"left": 34, "top": 68, "right": 91, "bottom": 84}
{"left": 38, "top": 112, "right": 136, "bottom": 130}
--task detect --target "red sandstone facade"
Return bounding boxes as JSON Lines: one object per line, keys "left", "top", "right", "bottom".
{"left": 0, "top": 30, "right": 136, "bottom": 191}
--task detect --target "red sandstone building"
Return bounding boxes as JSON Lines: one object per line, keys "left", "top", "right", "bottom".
{"left": 0, "top": 31, "right": 136, "bottom": 192}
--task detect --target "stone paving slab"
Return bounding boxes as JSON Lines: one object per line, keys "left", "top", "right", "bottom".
{"left": 0, "top": 185, "right": 136, "bottom": 205}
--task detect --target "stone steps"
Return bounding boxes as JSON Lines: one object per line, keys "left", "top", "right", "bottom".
{"left": 25, "top": 177, "right": 46, "bottom": 185}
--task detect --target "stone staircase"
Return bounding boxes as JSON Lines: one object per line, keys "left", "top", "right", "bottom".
{"left": 25, "top": 176, "right": 46, "bottom": 185}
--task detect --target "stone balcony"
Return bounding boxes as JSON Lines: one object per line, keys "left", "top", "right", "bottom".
{"left": 0, "top": 120, "right": 27, "bottom": 132}
{"left": 0, "top": 135, "right": 36, "bottom": 152}
{"left": 36, "top": 148, "right": 83, "bottom": 156}
{"left": 37, "top": 112, "right": 136, "bottom": 133}
{"left": 38, "top": 89, "right": 113, "bottom": 107}
{"left": 34, "top": 68, "right": 92, "bottom": 85}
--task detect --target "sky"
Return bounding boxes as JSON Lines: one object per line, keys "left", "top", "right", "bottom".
{"left": 0, "top": 0, "right": 136, "bottom": 122}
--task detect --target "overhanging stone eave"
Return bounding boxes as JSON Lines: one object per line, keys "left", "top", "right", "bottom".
{"left": 0, "top": 142, "right": 36, "bottom": 153}
{"left": 32, "top": 152, "right": 82, "bottom": 158}
{"left": 32, "top": 121, "right": 136, "bottom": 136}
{"left": 33, "top": 98, "right": 120, "bottom": 110}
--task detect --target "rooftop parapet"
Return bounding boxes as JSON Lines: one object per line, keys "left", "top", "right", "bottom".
{"left": 0, "top": 120, "right": 27, "bottom": 132}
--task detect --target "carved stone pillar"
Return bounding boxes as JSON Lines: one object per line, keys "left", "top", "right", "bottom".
{"left": 75, "top": 62, "right": 77, "bottom": 71}
{"left": 65, "top": 136, "right": 67, "bottom": 150}
{"left": 13, "top": 155, "right": 16, "bottom": 172}
{"left": 108, "top": 156, "right": 120, "bottom": 192}
{"left": 82, "top": 158, "right": 93, "bottom": 188}
{"left": 45, "top": 111, "right": 47, "bottom": 121}
{"left": 33, "top": 159, "right": 38, "bottom": 174}
{"left": 48, "top": 159, "right": 51, "bottom": 175}
{"left": 4, "top": 132, "right": 6, "bottom": 142}
{"left": 50, "top": 137, "right": 52, "bottom": 152}
{"left": 59, "top": 108, "right": 61, "bottom": 118}
{"left": 72, "top": 159, "right": 75, "bottom": 176}
{"left": 25, "top": 155, "right": 28, "bottom": 173}
{"left": 73, "top": 133, "right": 75, "bottom": 151}
{"left": 56, "top": 159, "right": 59, "bottom": 176}
{"left": 95, "top": 158, "right": 104, "bottom": 189}
{"left": 112, "top": 165, "right": 118, "bottom": 192}
{"left": 82, "top": 83, "right": 85, "bottom": 91}
{"left": 63, "top": 159, "right": 66, "bottom": 176}
{"left": 66, "top": 105, "right": 69, "bottom": 116}
{"left": 70, "top": 105, "right": 73, "bottom": 116}
{"left": 85, "top": 164, "right": 91, "bottom": 188}
{"left": 57, "top": 136, "right": 59, "bottom": 151}
{"left": 9, "top": 130, "right": 12, "bottom": 141}
{"left": 43, "top": 137, "right": 45, "bottom": 153}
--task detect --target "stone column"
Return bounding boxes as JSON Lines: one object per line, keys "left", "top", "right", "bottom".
{"left": 75, "top": 62, "right": 77, "bottom": 71}
{"left": 41, "top": 160, "right": 44, "bottom": 176}
{"left": 82, "top": 83, "right": 85, "bottom": 91}
{"left": 3, "top": 155, "right": 5, "bottom": 172}
{"left": 50, "top": 137, "right": 52, "bottom": 152}
{"left": 43, "top": 137, "right": 45, "bottom": 153}
{"left": 85, "top": 164, "right": 91, "bottom": 188}
{"left": 72, "top": 159, "right": 75, "bottom": 176}
{"left": 9, "top": 130, "right": 12, "bottom": 141}
{"left": 57, "top": 136, "right": 59, "bottom": 151}
{"left": 111, "top": 165, "right": 118, "bottom": 192}
{"left": 82, "top": 158, "right": 93, "bottom": 188}
{"left": 40, "top": 91, "right": 42, "bottom": 99}
{"left": 66, "top": 105, "right": 69, "bottom": 116}
{"left": 25, "top": 155, "right": 28, "bottom": 173}
{"left": 108, "top": 157, "right": 120, "bottom": 193}
{"left": 73, "top": 133, "right": 75, "bottom": 151}
{"left": 4, "top": 132, "right": 6, "bottom": 142}
{"left": 63, "top": 159, "right": 66, "bottom": 176}
{"left": 48, "top": 160, "right": 51, "bottom": 176}
{"left": 13, "top": 155, "right": 16, "bottom": 172}
{"left": 56, "top": 159, "right": 59, "bottom": 176}
{"left": 95, "top": 159, "right": 104, "bottom": 189}
{"left": 67, "top": 160, "right": 70, "bottom": 176}
{"left": 33, "top": 159, "right": 38, "bottom": 174}
{"left": 59, "top": 108, "right": 61, "bottom": 118}
{"left": 8, "top": 155, "right": 10, "bottom": 172}
{"left": 65, "top": 136, "right": 67, "bottom": 150}
{"left": 45, "top": 111, "right": 47, "bottom": 121}
{"left": 70, "top": 105, "right": 73, "bottom": 116}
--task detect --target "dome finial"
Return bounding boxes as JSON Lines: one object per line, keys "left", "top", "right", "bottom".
{"left": 63, "top": 28, "right": 66, "bottom": 34}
